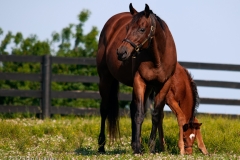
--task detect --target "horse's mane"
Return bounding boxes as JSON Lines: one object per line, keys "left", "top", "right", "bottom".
{"left": 183, "top": 68, "right": 200, "bottom": 124}
{"left": 132, "top": 10, "right": 166, "bottom": 30}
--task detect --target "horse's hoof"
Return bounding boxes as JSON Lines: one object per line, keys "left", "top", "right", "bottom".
{"left": 98, "top": 147, "right": 106, "bottom": 154}
{"left": 98, "top": 151, "right": 106, "bottom": 154}
{"left": 133, "top": 151, "right": 142, "bottom": 155}
{"left": 150, "top": 149, "right": 156, "bottom": 154}
{"left": 133, "top": 148, "right": 143, "bottom": 155}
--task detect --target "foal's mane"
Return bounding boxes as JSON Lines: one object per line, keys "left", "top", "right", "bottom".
{"left": 183, "top": 68, "right": 200, "bottom": 123}
{"left": 132, "top": 10, "right": 166, "bottom": 30}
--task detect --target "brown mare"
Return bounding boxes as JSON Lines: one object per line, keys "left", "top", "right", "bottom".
{"left": 164, "top": 63, "right": 208, "bottom": 155}
{"left": 96, "top": 3, "right": 177, "bottom": 154}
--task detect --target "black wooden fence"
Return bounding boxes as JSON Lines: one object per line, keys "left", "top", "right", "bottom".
{"left": 0, "top": 54, "right": 240, "bottom": 119}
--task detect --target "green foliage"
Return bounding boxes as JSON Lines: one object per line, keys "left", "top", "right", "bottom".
{"left": 0, "top": 115, "right": 239, "bottom": 158}
{"left": 0, "top": 9, "right": 102, "bottom": 109}
{"left": 0, "top": 31, "right": 12, "bottom": 54}
{"left": 0, "top": 9, "right": 133, "bottom": 110}
{"left": 0, "top": 27, "right": 3, "bottom": 36}
{"left": 78, "top": 9, "right": 91, "bottom": 23}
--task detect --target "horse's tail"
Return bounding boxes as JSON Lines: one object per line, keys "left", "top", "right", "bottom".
{"left": 107, "top": 79, "right": 120, "bottom": 142}
{"left": 184, "top": 68, "right": 200, "bottom": 123}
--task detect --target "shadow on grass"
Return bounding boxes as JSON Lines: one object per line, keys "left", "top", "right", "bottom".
{"left": 163, "top": 136, "right": 179, "bottom": 155}
{"left": 75, "top": 135, "right": 179, "bottom": 156}
{"left": 75, "top": 147, "right": 127, "bottom": 156}
{"left": 141, "top": 135, "right": 179, "bottom": 155}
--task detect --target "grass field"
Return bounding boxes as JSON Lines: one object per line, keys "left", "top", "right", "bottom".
{"left": 0, "top": 113, "right": 239, "bottom": 159}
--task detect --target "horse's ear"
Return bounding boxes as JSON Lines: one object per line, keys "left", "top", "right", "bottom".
{"left": 183, "top": 124, "right": 189, "bottom": 132}
{"left": 129, "top": 3, "right": 138, "bottom": 15}
{"left": 193, "top": 123, "right": 202, "bottom": 129}
{"left": 144, "top": 4, "right": 150, "bottom": 18}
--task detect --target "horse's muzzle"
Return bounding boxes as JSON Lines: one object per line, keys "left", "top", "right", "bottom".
{"left": 117, "top": 46, "right": 130, "bottom": 61}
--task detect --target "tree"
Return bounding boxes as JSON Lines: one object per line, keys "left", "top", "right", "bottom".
{"left": 0, "top": 9, "right": 100, "bottom": 108}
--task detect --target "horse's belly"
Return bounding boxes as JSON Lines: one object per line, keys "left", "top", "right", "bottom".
{"left": 107, "top": 59, "right": 133, "bottom": 87}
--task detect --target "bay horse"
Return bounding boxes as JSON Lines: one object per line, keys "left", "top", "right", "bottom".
{"left": 96, "top": 3, "right": 177, "bottom": 154}
{"left": 157, "top": 63, "right": 208, "bottom": 155}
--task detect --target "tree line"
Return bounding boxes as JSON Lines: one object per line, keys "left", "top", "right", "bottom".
{"left": 0, "top": 10, "right": 131, "bottom": 109}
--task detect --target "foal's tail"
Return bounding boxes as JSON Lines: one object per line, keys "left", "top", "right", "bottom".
{"left": 107, "top": 79, "right": 120, "bottom": 142}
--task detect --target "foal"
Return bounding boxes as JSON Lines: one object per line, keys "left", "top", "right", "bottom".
{"left": 164, "top": 63, "right": 208, "bottom": 155}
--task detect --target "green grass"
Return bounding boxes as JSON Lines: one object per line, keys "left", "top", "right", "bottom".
{"left": 0, "top": 113, "right": 239, "bottom": 159}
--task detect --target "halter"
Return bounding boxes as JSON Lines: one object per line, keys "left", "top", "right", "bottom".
{"left": 123, "top": 14, "right": 156, "bottom": 78}
{"left": 123, "top": 14, "right": 156, "bottom": 57}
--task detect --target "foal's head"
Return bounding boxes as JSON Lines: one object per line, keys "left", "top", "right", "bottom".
{"left": 183, "top": 120, "right": 202, "bottom": 154}
{"left": 117, "top": 3, "right": 155, "bottom": 61}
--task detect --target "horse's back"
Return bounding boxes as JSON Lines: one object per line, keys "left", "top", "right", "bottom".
{"left": 171, "top": 63, "right": 195, "bottom": 117}
{"left": 99, "top": 12, "right": 131, "bottom": 40}
{"left": 169, "top": 64, "right": 191, "bottom": 103}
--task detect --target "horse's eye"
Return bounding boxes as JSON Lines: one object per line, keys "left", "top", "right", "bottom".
{"left": 139, "top": 28, "right": 145, "bottom": 32}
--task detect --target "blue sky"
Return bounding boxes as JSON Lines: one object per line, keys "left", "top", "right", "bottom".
{"left": 1, "top": 1, "right": 240, "bottom": 114}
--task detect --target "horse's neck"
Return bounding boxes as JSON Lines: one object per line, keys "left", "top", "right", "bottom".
{"left": 177, "top": 64, "right": 196, "bottom": 124}
{"left": 151, "top": 22, "right": 177, "bottom": 77}
{"left": 152, "top": 36, "right": 165, "bottom": 67}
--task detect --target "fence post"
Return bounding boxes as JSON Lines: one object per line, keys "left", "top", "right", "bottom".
{"left": 41, "top": 55, "right": 52, "bottom": 119}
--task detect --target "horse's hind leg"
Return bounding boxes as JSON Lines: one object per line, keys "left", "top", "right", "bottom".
{"left": 98, "top": 97, "right": 107, "bottom": 153}
{"left": 98, "top": 74, "right": 119, "bottom": 153}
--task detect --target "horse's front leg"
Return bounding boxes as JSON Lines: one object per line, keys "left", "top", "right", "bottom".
{"left": 131, "top": 74, "right": 146, "bottom": 154}
{"left": 149, "top": 99, "right": 165, "bottom": 153}
{"left": 149, "top": 79, "right": 172, "bottom": 153}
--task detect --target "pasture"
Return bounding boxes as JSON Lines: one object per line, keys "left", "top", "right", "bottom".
{"left": 0, "top": 113, "right": 239, "bottom": 159}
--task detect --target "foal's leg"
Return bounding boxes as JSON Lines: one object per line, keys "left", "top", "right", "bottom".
{"left": 194, "top": 118, "right": 209, "bottom": 155}
{"left": 166, "top": 91, "right": 186, "bottom": 155}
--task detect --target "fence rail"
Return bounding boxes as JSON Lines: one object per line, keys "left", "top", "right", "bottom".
{"left": 0, "top": 55, "right": 240, "bottom": 118}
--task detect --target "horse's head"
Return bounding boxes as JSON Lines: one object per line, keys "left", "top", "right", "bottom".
{"left": 117, "top": 3, "right": 155, "bottom": 61}
{"left": 183, "top": 120, "right": 202, "bottom": 154}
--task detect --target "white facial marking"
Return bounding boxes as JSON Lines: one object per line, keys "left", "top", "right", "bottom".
{"left": 189, "top": 133, "right": 195, "bottom": 140}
